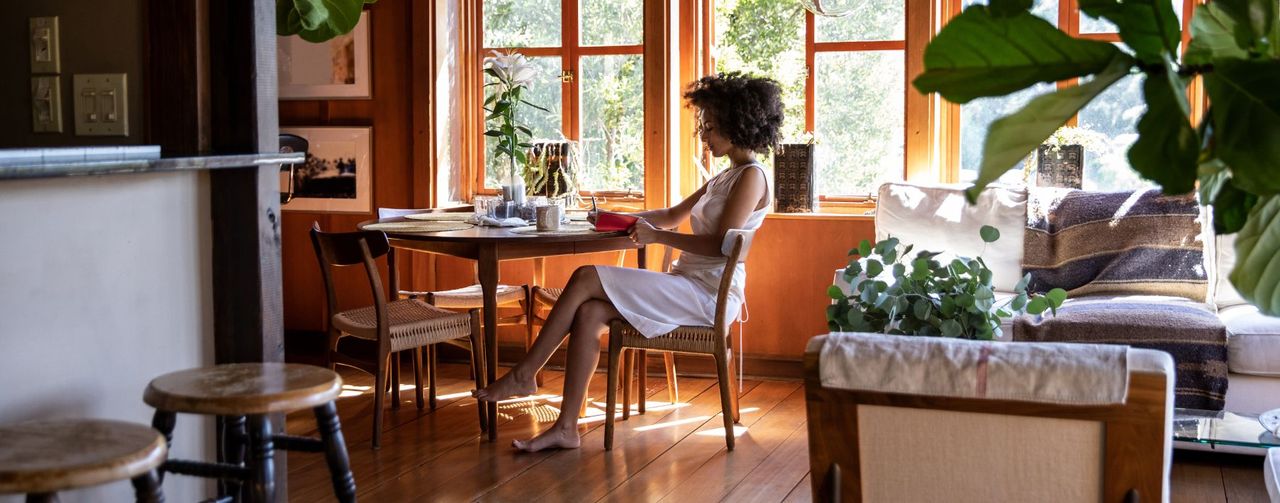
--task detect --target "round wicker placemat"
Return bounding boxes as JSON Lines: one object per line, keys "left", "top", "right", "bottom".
{"left": 364, "top": 221, "right": 475, "bottom": 233}
{"left": 508, "top": 223, "right": 598, "bottom": 235}
{"left": 403, "top": 212, "right": 473, "bottom": 222}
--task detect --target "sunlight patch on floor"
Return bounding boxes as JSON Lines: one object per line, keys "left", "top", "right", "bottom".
{"left": 633, "top": 415, "right": 713, "bottom": 432}
{"left": 694, "top": 425, "right": 749, "bottom": 437}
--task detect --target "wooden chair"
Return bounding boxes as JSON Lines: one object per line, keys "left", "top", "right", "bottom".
{"left": 311, "top": 222, "right": 487, "bottom": 448}
{"left": 803, "top": 334, "right": 1174, "bottom": 503}
{"left": 605, "top": 230, "right": 754, "bottom": 450}
{"left": 143, "top": 363, "right": 354, "bottom": 503}
{"left": 532, "top": 250, "right": 679, "bottom": 414}
{"left": 378, "top": 207, "right": 531, "bottom": 394}
{"left": 0, "top": 419, "right": 166, "bottom": 502}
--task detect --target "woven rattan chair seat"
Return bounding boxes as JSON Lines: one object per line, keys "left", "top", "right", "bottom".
{"left": 333, "top": 299, "right": 473, "bottom": 352}
{"left": 0, "top": 419, "right": 166, "bottom": 494}
{"left": 423, "top": 283, "right": 526, "bottom": 309}
{"left": 533, "top": 287, "right": 563, "bottom": 306}
{"left": 613, "top": 322, "right": 722, "bottom": 355}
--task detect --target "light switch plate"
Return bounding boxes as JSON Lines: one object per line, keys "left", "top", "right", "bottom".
{"left": 73, "top": 73, "right": 128, "bottom": 136}
{"left": 29, "top": 17, "right": 60, "bottom": 74}
{"left": 31, "top": 76, "right": 62, "bottom": 133}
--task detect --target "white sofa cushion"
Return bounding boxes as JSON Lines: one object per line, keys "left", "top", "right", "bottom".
{"left": 1215, "top": 233, "right": 1249, "bottom": 309}
{"left": 876, "top": 182, "right": 1027, "bottom": 292}
{"left": 1220, "top": 304, "right": 1280, "bottom": 376}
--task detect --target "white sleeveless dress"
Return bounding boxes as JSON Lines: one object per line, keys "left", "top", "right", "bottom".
{"left": 597, "top": 163, "right": 770, "bottom": 338}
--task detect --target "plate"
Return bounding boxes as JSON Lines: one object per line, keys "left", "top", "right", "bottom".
{"left": 1261, "top": 408, "right": 1280, "bottom": 435}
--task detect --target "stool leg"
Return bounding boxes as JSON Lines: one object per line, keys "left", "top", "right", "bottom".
{"left": 131, "top": 468, "right": 165, "bottom": 503}
{"left": 390, "top": 353, "right": 402, "bottom": 410}
{"left": 622, "top": 349, "right": 633, "bottom": 420}
{"left": 664, "top": 352, "right": 678, "bottom": 404}
{"left": 246, "top": 415, "right": 275, "bottom": 503}
{"left": 222, "top": 416, "right": 247, "bottom": 500}
{"left": 637, "top": 349, "right": 648, "bottom": 414}
{"left": 150, "top": 410, "right": 176, "bottom": 483}
{"left": 314, "top": 401, "right": 356, "bottom": 503}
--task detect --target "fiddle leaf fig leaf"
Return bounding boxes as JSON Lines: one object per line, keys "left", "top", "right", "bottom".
{"left": 1230, "top": 195, "right": 1280, "bottom": 315}
{"left": 295, "top": 0, "right": 376, "bottom": 43}
{"left": 1185, "top": 2, "right": 1252, "bottom": 65}
{"left": 1129, "top": 55, "right": 1198, "bottom": 195}
{"left": 966, "top": 54, "right": 1133, "bottom": 203}
{"left": 913, "top": 8, "right": 1123, "bottom": 103}
{"left": 989, "top": 0, "right": 1033, "bottom": 16}
{"left": 1077, "top": 0, "right": 1181, "bottom": 64}
{"left": 1214, "top": 0, "right": 1276, "bottom": 54}
{"left": 1212, "top": 177, "right": 1260, "bottom": 234}
{"left": 1206, "top": 60, "right": 1280, "bottom": 195}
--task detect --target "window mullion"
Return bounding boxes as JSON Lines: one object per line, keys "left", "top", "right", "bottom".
{"left": 564, "top": 0, "right": 580, "bottom": 142}
{"left": 805, "top": 11, "right": 816, "bottom": 133}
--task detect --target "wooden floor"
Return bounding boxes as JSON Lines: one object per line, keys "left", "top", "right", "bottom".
{"left": 286, "top": 362, "right": 1271, "bottom": 502}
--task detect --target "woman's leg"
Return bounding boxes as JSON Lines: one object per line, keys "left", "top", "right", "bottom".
{"left": 475, "top": 266, "right": 611, "bottom": 401}
{"left": 513, "top": 298, "right": 619, "bottom": 452}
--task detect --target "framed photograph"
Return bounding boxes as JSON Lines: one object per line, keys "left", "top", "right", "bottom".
{"left": 277, "top": 11, "right": 371, "bottom": 100}
{"left": 281, "top": 127, "right": 373, "bottom": 214}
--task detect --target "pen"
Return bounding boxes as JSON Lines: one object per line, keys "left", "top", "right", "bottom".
{"left": 591, "top": 196, "right": 598, "bottom": 213}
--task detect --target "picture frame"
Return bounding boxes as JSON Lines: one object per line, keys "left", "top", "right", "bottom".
{"left": 280, "top": 126, "right": 373, "bottom": 214}
{"left": 277, "top": 11, "right": 371, "bottom": 100}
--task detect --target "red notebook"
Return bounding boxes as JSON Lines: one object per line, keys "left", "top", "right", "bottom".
{"left": 594, "top": 211, "right": 640, "bottom": 232}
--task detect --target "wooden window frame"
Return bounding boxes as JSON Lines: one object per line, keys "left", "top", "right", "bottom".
{"left": 459, "top": 0, "right": 665, "bottom": 210}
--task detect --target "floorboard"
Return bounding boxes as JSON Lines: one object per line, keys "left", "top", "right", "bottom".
{"left": 286, "top": 363, "right": 1272, "bottom": 502}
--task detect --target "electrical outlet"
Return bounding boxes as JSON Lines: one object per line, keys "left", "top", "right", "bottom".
{"left": 31, "top": 76, "right": 62, "bottom": 133}
{"left": 73, "top": 73, "right": 128, "bottom": 136}
{"left": 29, "top": 17, "right": 60, "bottom": 74}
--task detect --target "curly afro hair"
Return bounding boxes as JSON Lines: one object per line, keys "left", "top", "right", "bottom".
{"left": 683, "top": 72, "right": 785, "bottom": 154}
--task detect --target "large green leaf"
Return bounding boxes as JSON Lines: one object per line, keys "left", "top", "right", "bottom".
{"left": 1185, "top": 3, "right": 1252, "bottom": 65}
{"left": 1205, "top": 59, "right": 1280, "bottom": 195}
{"left": 1215, "top": 0, "right": 1277, "bottom": 54}
{"left": 966, "top": 54, "right": 1134, "bottom": 202}
{"left": 989, "top": 0, "right": 1033, "bottom": 17}
{"left": 295, "top": 0, "right": 377, "bottom": 43}
{"left": 1213, "top": 176, "right": 1260, "bottom": 234}
{"left": 1077, "top": 0, "right": 1181, "bottom": 64}
{"left": 912, "top": 8, "right": 1122, "bottom": 103}
{"left": 1128, "top": 55, "right": 1198, "bottom": 194}
{"left": 1230, "top": 195, "right": 1280, "bottom": 315}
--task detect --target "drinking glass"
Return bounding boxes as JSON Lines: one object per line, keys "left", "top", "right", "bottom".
{"left": 472, "top": 195, "right": 502, "bottom": 219}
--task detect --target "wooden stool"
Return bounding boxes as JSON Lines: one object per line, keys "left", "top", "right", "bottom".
{"left": 143, "top": 363, "right": 353, "bottom": 503}
{"left": 0, "top": 419, "right": 166, "bottom": 502}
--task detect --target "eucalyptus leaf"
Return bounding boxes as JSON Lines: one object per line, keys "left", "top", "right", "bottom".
{"left": 912, "top": 8, "right": 1123, "bottom": 103}
{"left": 1230, "top": 195, "right": 1280, "bottom": 315}
{"left": 827, "top": 285, "right": 845, "bottom": 300}
{"left": 1205, "top": 60, "right": 1280, "bottom": 195}
{"left": 1129, "top": 55, "right": 1198, "bottom": 195}
{"left": 859, "top": 239, "right": 872, "bottom": 257}
{"left": 941, "top": 320, "right": 964, "bottom": 337}
{"left": 913, "top": 299, "right": 932, "bottom": 320}
{"left": 965, "top": 54, "right": 1133, "bottom": 203}
{"left": 979, "top": 225, "right": 1001, "bottom": 243}
{"left": 1046, "top": 288, "right": 1068, "bottom": 307}
{"left": 1026, "top": 297, "right": 1049, "bottom": 315}
{"left": 866, "top": 259, "right": 884, "bottom": 278}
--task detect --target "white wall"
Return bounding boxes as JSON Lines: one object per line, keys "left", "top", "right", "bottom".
{"left": 0, "top": 171, "right": 215, "bottom": 502}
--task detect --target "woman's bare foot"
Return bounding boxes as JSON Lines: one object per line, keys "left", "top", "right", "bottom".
{"left": 472, "top": 369, "right": 537, "bottom": 402}
{"left": 512, "top": 424, "right": 581, "bottom": 452}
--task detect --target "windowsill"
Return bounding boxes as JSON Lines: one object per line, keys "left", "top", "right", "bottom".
{"left": 767, "top": 211, "right": 875, "bottom": 221}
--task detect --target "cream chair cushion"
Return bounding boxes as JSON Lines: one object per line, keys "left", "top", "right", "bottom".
{"left": 875, "top": 182, "right": 1027, "bottom": 292}
{"left": 1266, "top": 448, "right": 1280, "bottom": 503}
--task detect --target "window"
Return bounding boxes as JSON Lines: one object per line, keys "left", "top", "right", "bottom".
{"left": 712, "top": 0, "right": 911, "bottom": 198}
{"left": 957, "top": 0, "right": 1193, "bottom": 190}
{"left": 478, "top": 0, "right": 646, "bottom": 194}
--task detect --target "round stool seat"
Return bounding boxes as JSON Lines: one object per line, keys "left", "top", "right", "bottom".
{"left": 144, "top": 363, "right": 342, "bottom": 416}
{"left": 0, "top": 419, "right": 166, "bottom": 495}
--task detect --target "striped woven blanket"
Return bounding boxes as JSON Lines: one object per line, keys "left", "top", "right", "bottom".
{"left": 1023, "top": 188, "right": 1210, "bottom": 301}
{"left": 1018, "top": 188, "right": 1225, "bottom": 410}
{"left": 1014, "top": 296, "right": 1228, "bottom": 410}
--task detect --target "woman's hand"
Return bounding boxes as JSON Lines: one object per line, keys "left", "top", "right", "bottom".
{"left": 630, "top": 219, "right": 659, "bottom": 245}
{"left": 586, "top": 210, "right": 598, "bottom": 224}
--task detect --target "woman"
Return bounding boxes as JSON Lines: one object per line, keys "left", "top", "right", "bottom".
{"left": 474, "top": 72, "right": 783, "bottom": 452}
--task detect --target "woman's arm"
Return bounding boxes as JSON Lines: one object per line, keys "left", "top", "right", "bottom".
{"left": 632, "top": 167, "right": 767, "bottom": 256}
{"left": 591, "top": 184, "right": 707, "bottom": 229}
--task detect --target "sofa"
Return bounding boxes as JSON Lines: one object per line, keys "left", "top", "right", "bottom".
{"left": 846, "top": 181, "right": 1280, "bottom": 418}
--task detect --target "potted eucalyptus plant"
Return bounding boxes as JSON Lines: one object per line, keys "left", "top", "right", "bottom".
{"left": 827, "top": 226, "right": 1066, "bottom": 340}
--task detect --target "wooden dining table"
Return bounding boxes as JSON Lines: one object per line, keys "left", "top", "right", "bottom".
{"left": 358, "top": 215, "right": 646, "bottom": 441}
